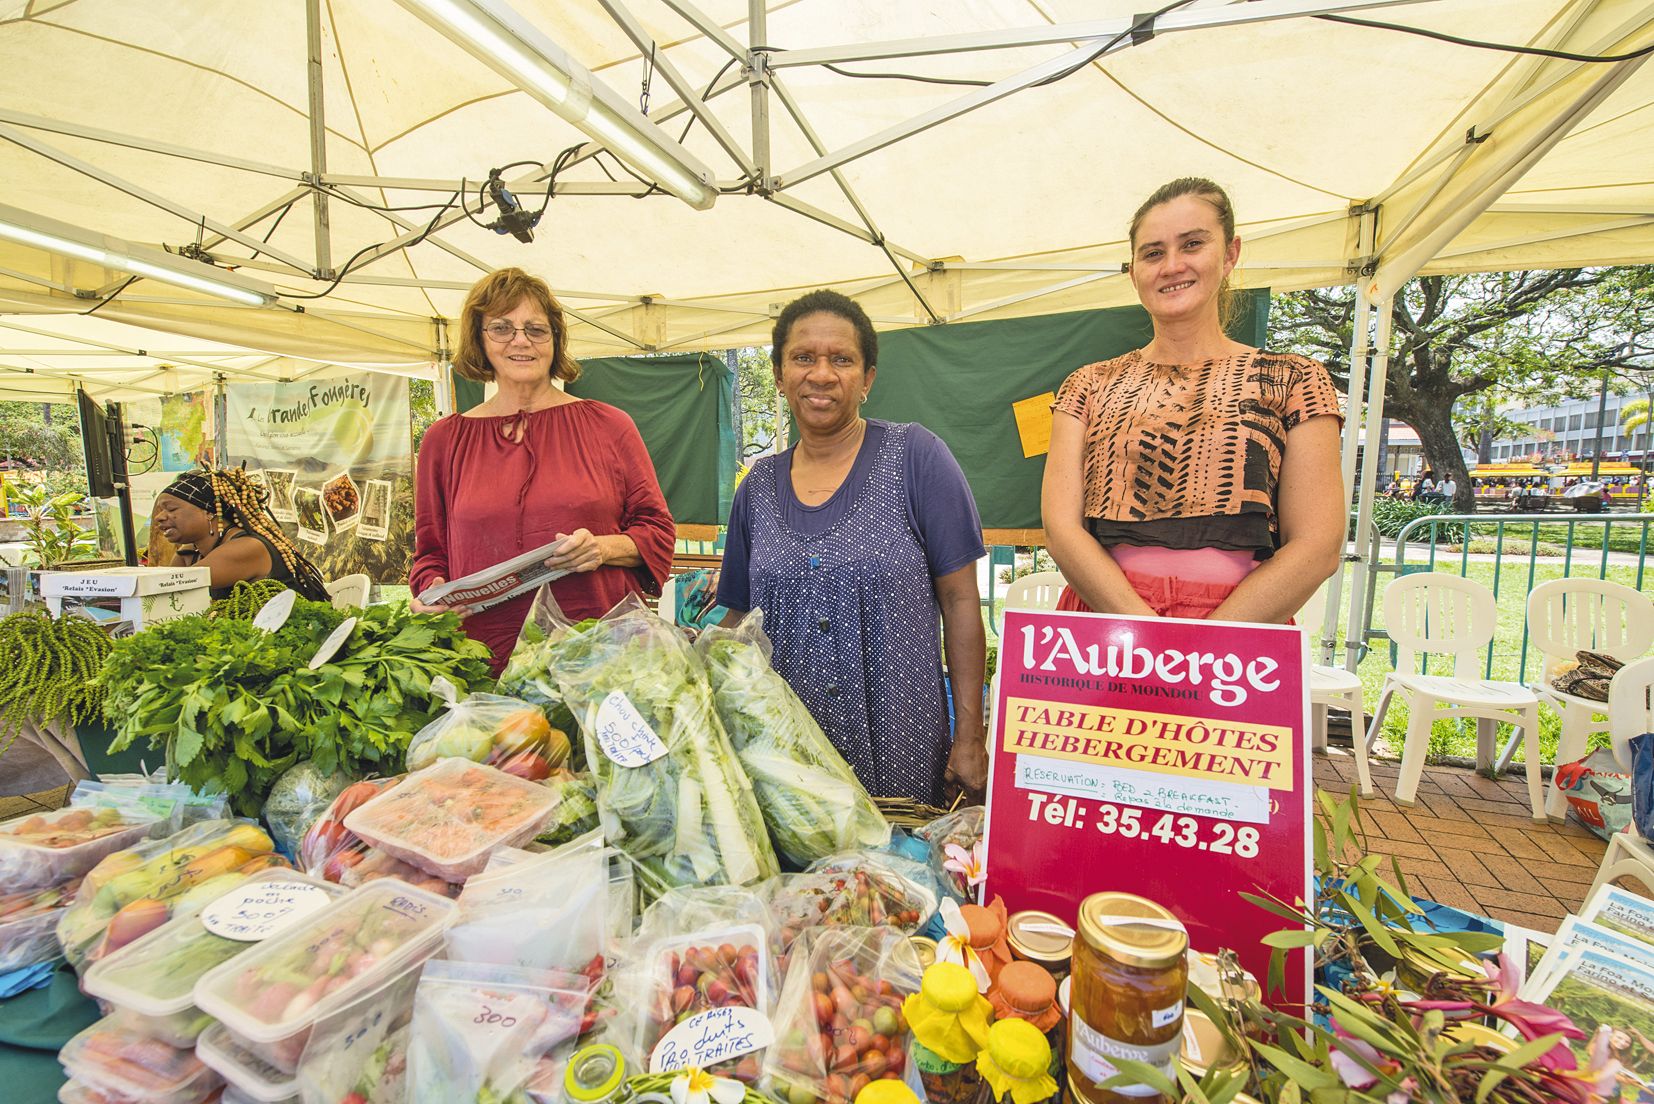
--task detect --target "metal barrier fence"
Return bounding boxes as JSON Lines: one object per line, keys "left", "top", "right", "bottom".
{"left": 1360, "top": 512, "right": 1654, "bottom": 681}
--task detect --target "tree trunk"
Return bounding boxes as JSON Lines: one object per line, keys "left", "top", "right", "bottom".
{"left": 1403, "top": 401, "right": 1475, "bottom": 513}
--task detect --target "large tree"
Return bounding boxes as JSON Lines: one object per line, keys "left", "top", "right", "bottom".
{"left": 0, "top": 401, "right": 82, "bottom": 472}
{"left": 1269, "top": 267, "right": 1653, "bottom": 511}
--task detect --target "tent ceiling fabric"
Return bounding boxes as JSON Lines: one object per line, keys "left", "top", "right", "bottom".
{"left": 0, "top": 0, "right": 1650, "bottom": 395}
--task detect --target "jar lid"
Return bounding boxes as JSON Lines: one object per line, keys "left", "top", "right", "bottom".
{"left": 1006, "top": 911, "right": 1073, "bottom": 964}
{"left": 994, "top": 961, "right": 1057, "bottom": 1014}
{"left": 909, "top": 936, "right": 938, "bottom": 971}
{"left": 1179, "top": 1011, "right": 1242, "bottom": 1076}
{"left": 1076, "top": 893, "right": 1187, "bottom": 968}
{"left": 960, "top": 903, "right": 1003, "bottom": 946}
{"left": 564, "top": 1044, "right": 625, "bottom": 1103}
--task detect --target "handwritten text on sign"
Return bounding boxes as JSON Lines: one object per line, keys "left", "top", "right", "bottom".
{"left": 984, "top": 609, "right": 1312, "bottom": 1011}
{"left": 650, "top": 1006, "right": 775, "bottom": 1072}
{"left": 596, "top": 691, "right": 669, "bottom": 768}
{"left": 201, "top": 880, "right": 334, "bottom": 942}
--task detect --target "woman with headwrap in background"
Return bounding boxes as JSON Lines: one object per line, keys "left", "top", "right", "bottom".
{"left": 154, "top": 468, "right": 331, "bottom": 602}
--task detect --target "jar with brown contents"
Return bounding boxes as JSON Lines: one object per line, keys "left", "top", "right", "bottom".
{"left": 1066, "top": 893, "right": 1188, "bottom": 1104}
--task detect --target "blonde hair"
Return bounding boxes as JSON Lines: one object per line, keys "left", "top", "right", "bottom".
{"left": 452, "top": 267, "right": 581, "bottom": 384}
{"left": 1129, "top": 177, "right": 1240, "bottom": 331}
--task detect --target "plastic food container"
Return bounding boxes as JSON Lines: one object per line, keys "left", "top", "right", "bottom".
{"left": 0, "top": 806, "right": 160, "bottom": 889}
{"left": 194, "top": 880, "right": 455, "bottom": 1074}
{"left": 343, "top": 758, "right": 559, "bottom": 881}
{"left": 59, "top": 1016, "right": 224, "bottom": 1104}
{"left": 85, "top": 870, "right": 345, "bottom": 1047}
{"left": 0, "top": 877, "right": 80, "bottom": 971}
{"left": 197, "top": 1022, "right": 298, "bottom": 1104}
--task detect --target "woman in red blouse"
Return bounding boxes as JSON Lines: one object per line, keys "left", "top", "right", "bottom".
{"left": 411, "top": 267, "right": 675, "bottom": 672}
{"left": 1042, "top": 178, "right": 1344, "bottom": 623}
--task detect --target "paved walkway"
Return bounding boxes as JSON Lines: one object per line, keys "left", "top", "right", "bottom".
{"left": 1313, "top": 749, "right": 1617, "bottom": 933}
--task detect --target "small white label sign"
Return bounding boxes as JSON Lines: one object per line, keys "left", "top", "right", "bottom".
{"left": 201, "top": 880, "right": 333, "bottom": 942}
{"left": 252, "top": 588, "right": 296, "bottom": 633}
{"left": 596, "top": 690, "right": 668, "bottom": 768}
{"left": 309, "top": 616, "right": 357, "bottom": 669}
{"left": 649, "top": 1006, "right": 774, "bottom": 1073}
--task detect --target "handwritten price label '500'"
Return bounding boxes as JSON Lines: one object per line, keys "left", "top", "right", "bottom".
{"left": 1025, "top": 793, "right": 1260, "bottom": 858}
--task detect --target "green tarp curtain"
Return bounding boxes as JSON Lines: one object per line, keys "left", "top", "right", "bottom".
{"left": 864, "top": 293, "right": 1269, "bottom": 529}
{"left": 569, "top": 353, "right": 736, "bottom": 526}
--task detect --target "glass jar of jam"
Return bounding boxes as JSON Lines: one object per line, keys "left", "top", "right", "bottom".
{"left": 989, "top": 960, "right": 1064, "bottom": 1079}
{"left": 1066, "top": 893, "right": 1188, "bottom": 1104}
{"left": 1006, "top": 910, "right": 1074, "bottom": 983}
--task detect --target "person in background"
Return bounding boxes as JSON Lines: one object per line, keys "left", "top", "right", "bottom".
{"left": 716, "top": 290, "right": 988, "bottom": 803}
{"left": 1438, "top": 474, "right": 1458, "bottom": 502}
{"left": 157, "top": 468, "right": 330, "bottom": 602}
{"left": 1042, "top": 177, "right": 1343, "bottom": 623}
{"left": 411, "top": 267, "right": 675, "bottom": 674}
{"left": 1412, "top": 471, "right": 1436, "bottom": 500}
{"left": 1384, "top": 475, "right": 1401, "bottom": 498}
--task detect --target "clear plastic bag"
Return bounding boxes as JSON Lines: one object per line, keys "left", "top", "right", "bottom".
{"left": 0, "top": 877, "right": 80, "bottom": 972}
{"left": 261, "top": 761, "right": 354, "bottom": 860}
{"left": 913, "top": 806, "right": 984, "bottom": 902}
{"left": 294, "top": 963, "right": 421, "bottom": 1104}
{"left": 299, "top": 776, "right": 463, "bottom": 897}
{"left": 404, "top": 688, "right": 573, "bottom": 780}
{"left": 762, "top": 927, "right": 923, "bottom": 1104}
{"left": 497, "top": 594, "right": 585, "bottom": 769}
{"left": 448, "top": 845, "right": 610, "bottom": 972}
{"left": 768, "top": 852, "right": 941, "bottom": 957}
{"left": 698, "top": 611, "right": 890, "bottom": 867}
{"left": 405, "top": 960, "right": 593, "bottom": 1104}
{"left": 544, "top": 593, "right": 777, "bottom": 892}
{"left": 535, "top": 769, "right": 602, "bottom": 848}
{"left": 56, "top": 819, "right": 282, "bottom": 971}
{"left": 0, "top": 787, "right": 164, "bottom": 891}
{"left": 627, "top": 885, "right": 778, "bottom": 1083}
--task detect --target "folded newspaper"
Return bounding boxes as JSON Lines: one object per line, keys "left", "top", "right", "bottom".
{"left": 417, "top": 538, "right": 571, "bottom": 612}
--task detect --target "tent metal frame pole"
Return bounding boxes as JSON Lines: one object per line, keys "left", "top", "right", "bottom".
{"left": 0, "top": 108, "right": 305, "bottom": 182}
{"left": 201, "top": 187, "right": 312, "bottom": 256}
{"left": 767, "top": 0, "right": 1428, "bottom": 68}
{"left": 763, "top": 70, "right": 940, "bottom": 322}
{"left": 748, "top": 0, "right": 771, "bottom": 188}
{"left": 0, "top": 321, "right": 295, "bottom": 384}
{"left": 1320, "top": 205, "right": 1377, "bottom": 665}
{"left": 597, "top": 0, "right": 756, "bottom": 177}
{"left": 763, "top": 191, "right": 932, "bottom": 268}
{"left": 0, "top": 124, "right": 318, "bottom": 276}
{"left": 305, "top": 0, "right": 333, "bottom": 277}
{"left": 1344, "top": 295, "right": 1393, "bottom": 673}
{"left": 433, "top": 317, "right": 455, "bottom": 416}
{"left": 658, "top": 0, "right": 747, "bottom": 63}
{"left": 945, "top": 271, "right": 1117, "bottom": 323}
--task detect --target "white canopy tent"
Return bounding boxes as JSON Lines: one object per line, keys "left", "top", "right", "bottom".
{"left": 0, "top": 0, "right": 1651, "bottom": 665}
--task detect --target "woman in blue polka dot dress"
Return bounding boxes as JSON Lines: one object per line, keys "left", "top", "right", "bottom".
{"left": 715, "top": 290, "right": 989, "bottom": 805}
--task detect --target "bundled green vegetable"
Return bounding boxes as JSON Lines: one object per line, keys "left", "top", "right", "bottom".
{"left": 208, "top": 579, "right": 288, "bottom": 620}
{"left": 100, "top": 600, "right": 494, "bottom": 815}
{"left": 532, "top": 591, "right": 776, "bottom": 889}
{"left": 0, "top": 611, "right": 111, "bottom": 756}
{"left": 698, "top": 610, "right": 890, "bottom": 866}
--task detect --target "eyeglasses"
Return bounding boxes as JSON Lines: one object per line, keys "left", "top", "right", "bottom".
{"left": 483, "top": 320, "right": 554, "bottom": 344}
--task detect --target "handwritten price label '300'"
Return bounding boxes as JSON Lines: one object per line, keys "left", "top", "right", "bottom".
{"left": 1025, "top": 793, "right": 1260, "bottom": 858}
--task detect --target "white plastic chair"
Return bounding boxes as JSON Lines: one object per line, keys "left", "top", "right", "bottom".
{"left": 324, "top": 573, "right": 370, "bottom": 610}
{"left": 1365, "top": 573, "right": 1545, "bottom": 819}
{"left": 1298, "top": 582, "right": 1373, "bottom": 797}
{"left": 1525, "top": 578, "right": 1654, "bottom": 818}
{"left": 1584, "top": 655, "right": 1654, "bottom": 899}
{"left": 995, "top": 570, "right": 1066, "bottom": 634}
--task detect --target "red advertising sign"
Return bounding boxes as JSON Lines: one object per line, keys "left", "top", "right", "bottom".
{"left": 983, "top": 608, "right": 1312, "bottom": 1008}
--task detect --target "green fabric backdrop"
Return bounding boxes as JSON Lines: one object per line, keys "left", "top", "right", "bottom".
{"left": 864, "top": 293, "right": 1269, "bottom": 529}
{"left": 570, "top": 353, "right": 736, "bottom": 526}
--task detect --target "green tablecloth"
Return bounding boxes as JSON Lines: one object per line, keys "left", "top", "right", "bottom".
{"left": 0, "top": 966, "right": 97, "bottom": 1104}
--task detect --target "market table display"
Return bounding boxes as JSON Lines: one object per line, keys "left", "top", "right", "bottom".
{"left": 2, "top": 576, "right": 1652, "bottom": 1104}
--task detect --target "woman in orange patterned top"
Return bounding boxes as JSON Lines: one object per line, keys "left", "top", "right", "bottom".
{"left": 1042, "top": 178, "right": 1344, "bottom": 623}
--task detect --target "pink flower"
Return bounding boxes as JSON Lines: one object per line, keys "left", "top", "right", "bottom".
{"left": 1330, "top": 1025, "right": 1398, "bottom": 1091}
{"left": 942, "top": 842, "right": 986, "bottom": 889}
{"left": 1386, "top": 1077, "right": 1417, "bottom": 1104}
{"left": 1476, "top": 954, "right": 1584, "bottom": 1071}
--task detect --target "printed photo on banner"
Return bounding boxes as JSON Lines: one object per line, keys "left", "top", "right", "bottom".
{"left": 1523, "top": 946, "right": 1654, "bottom": 1097}
{"left": 245, "top": 469, "right": 268, "bottom": 494}
{"left": 1521, "top": 914, "right": 1654, "bottom": 998}
{"left": 265, "top": 468, "right": 298, "bottom": 523}
{"left": 357, "top": 479, "right": 391, "bottom": 542}
{"left": 322, "top": 471, "right": 361, "bottom": 532}
{"left": 294, "top": 487, "right": 328, "bottom": 545}
{"left": 223, "top": 376, "right": 414, "bottom": 582}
